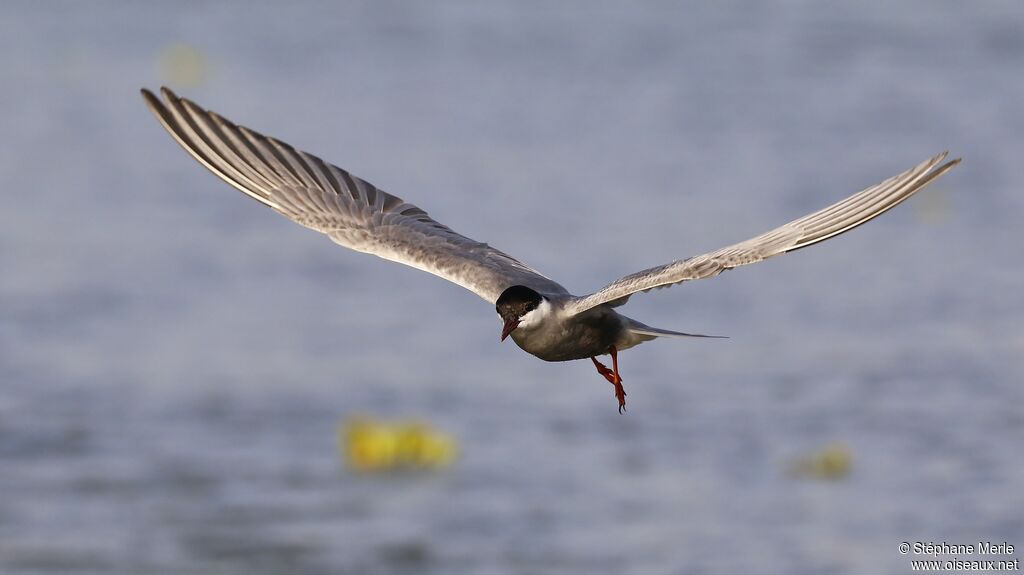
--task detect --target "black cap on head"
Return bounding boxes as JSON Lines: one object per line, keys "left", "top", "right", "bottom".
{"left": 495, "top": 285, "right": 542, "bottom": 321}
{"left": 496, "top": 285, "right": 543, "bottom": 341}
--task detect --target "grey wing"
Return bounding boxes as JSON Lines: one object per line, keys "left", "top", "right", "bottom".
{"left": 566, "top": 152, "right": 960, "bottom": 316}
{"left": 142, "top": 87, "right": 568, "bottom": 304}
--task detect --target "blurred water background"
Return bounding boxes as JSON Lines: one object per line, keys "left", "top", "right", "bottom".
{"left": 1, "top": 2, "right": 1022, "bottom": 573}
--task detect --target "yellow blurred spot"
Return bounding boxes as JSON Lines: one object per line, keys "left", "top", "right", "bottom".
{"left": 159, "top": 44, "right": 209, "bottom": 89}
{"left": 788, "top": 442, "right": 852, "bottom": 481}
{"left": 340, "top": 416, "right": 458, "bottom": 473}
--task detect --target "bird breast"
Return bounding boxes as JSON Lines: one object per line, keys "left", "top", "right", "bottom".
{"left": 510, "top": 306, "right": 625, "bottom": 362}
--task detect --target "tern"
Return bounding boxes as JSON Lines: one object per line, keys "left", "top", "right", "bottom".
{"left": 142, "top": 87, "right": 959, "bottom": 413}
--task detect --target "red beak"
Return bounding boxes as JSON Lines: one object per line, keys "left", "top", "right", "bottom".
{"left": 500, "top": 318, "right": 519, "bottom": 341}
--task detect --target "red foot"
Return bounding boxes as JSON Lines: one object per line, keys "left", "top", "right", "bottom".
{"left": 591, "top": 346, "right": 626, "bottom": 413}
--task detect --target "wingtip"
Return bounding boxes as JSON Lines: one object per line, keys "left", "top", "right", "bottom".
{"left": 140, "top": 88, "right": 165, "bottom": 119}
{"left": 140, "top": 86, "right": 177, "bottom": 99}
{"left": 924, "top": 152, "right": 961, "bottom": 177}
{"left": 932, "top": 154, "right": 962, "bottom": 176}
{"left": 141, "top": 86, "right": 182, "bottom": 111}
{"left": 935, "top": 151, "right": 962, "bottom": 167}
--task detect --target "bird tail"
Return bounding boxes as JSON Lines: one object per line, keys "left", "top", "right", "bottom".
{"left": 625, "top": 319, "right": 727, "bottom": 340}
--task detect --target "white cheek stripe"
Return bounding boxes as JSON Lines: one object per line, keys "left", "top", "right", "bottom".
{"left": 517, "top": 299, "right": 553, "bottom": 329}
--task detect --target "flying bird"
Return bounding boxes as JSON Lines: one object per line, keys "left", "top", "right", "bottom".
{"left": 142, "top": 87, "right": 959, "bottom": 413}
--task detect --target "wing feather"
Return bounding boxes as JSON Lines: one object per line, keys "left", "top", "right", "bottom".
{"left": 566, "top": 152, "right": 960, "bottom": 315}
{"left": 142, "top": 87, "right": 567, "bottom": 303}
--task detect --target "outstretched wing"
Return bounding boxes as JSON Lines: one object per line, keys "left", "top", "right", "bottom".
{"left": 142, "top": 87, "right": 568, "bottom": 304}
{"left": 566, "top": 152, "right": 959, "bottom": 316}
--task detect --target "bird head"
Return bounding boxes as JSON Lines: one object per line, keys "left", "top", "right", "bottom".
{"left": 495, "top": 285, "right": 545, "bottom": 341}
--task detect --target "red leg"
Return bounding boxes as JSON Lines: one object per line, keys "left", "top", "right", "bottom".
{"left": 591, "top": 356, "right": 616, "bottom": 383}
{"left": 591, "top": 346, "right": 627, "bottom": 414}
{"left": 608, "top": 346, "right": 626, "bottom": 413}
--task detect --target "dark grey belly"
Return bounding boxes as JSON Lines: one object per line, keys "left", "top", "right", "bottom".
{"left": 510, "top": 309, "right": 623, "bottom": 362}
